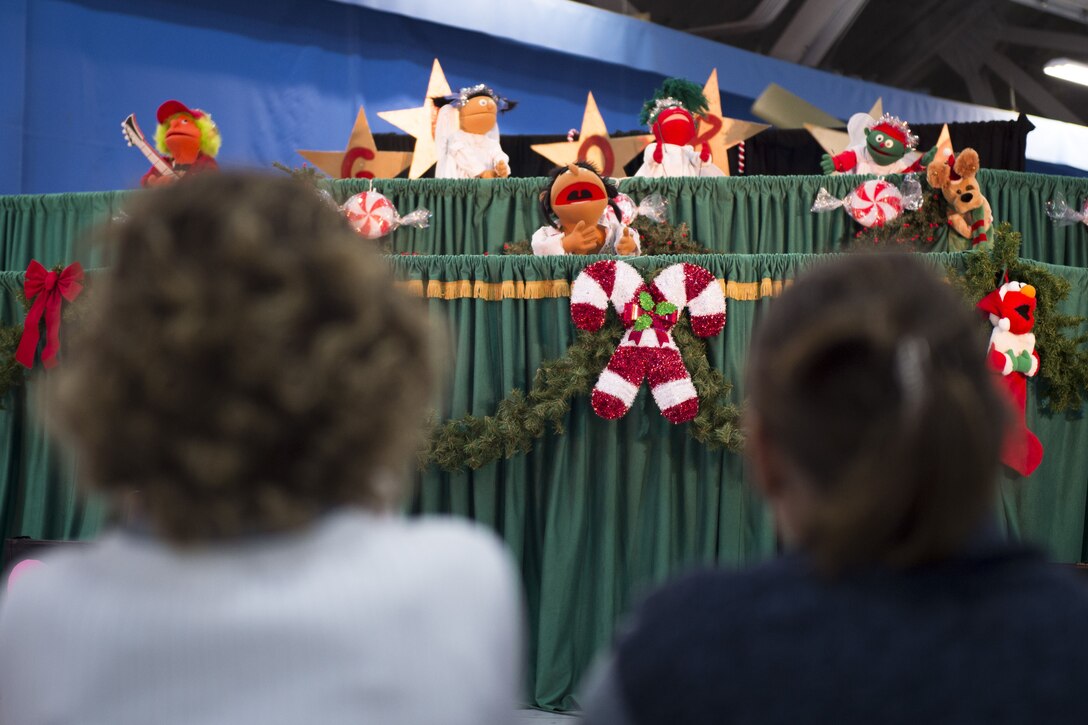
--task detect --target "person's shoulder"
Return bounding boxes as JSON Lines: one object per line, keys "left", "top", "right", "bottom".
{"left": 356, "top": 513, "right": 518, "bottom": 590}
{"left": 0, "top": 539, "right": 112, "bottom": 641}
{"left": 637, "top": 557, "right": 797, "bottom": 622}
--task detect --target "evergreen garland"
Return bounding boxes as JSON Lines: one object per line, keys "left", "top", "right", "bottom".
{"left": 948, "top": 223, "right": 1088, "bottom": 413}
{"left": 421, "top": 309, "right": 743, "bottom": 472}
{"left": 852, "top": 186, "right": 951, "bottom": 250}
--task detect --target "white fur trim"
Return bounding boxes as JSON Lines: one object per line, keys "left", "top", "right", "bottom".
{"left": 651, "top": 376, "right": 697, "bottom": 410}
{"left": 1028, "top": 353, "right": 1039, "bottom": 377}
{"left": 595, "top": 369, "right": 641, "bottom": 406}
{"left": 999, "top": 317, "right": 1011, "bottom": 332}
{"left": 1002, "top": 355, "right": 1014, "bottom": 376}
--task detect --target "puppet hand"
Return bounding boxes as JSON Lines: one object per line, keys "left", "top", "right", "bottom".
{"left": 562, "top": 221, "right": 601, "bottom": 255}
{"left": 478, "top": 170, "right": 497, "bottom": 179}
{"left": 617, "top": 227, "right": 637, "bottom": 256}
{"left": 494, "top": 160, "right": 510, "bottom": 178}
{"left": 820, "top": 154, "right": 836, "bottom": 175}
{"left": 145, "top": 173, "right": 176, "bottom": 187}
{"left": 1012, "top": 350, "right": 1034, "bottom": 374}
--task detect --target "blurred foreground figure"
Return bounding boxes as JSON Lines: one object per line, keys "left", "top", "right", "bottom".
{"left": 581, "top": 254, "right": 1088, "bottom": 725}
{"left": 0, "top": 173, "right": 522, "bottom": 725}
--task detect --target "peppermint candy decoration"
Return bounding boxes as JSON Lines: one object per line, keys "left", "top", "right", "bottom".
{"left": 342, "top": 191, "right": 431, "bottom": 240}
{"left": 847, "top": 180, "right": 903, "bottom": 227}
{"left": 811, "top": 179, "right": 908, "bottom": 229}
{"left": 610, "top": 192, "right": 669, "bottom": 225}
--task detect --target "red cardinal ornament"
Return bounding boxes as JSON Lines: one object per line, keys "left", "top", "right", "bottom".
{"left": 977, "top": 280, "right": 1043, "bottom": 476}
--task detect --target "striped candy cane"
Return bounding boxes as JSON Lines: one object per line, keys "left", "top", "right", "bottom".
{"left": 571, "top": 260, "right": 726, "bottom": 423}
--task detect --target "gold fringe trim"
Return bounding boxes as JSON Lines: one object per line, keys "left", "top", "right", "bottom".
{"left": 396, "top": 277, "right": 786, "bottom": 301}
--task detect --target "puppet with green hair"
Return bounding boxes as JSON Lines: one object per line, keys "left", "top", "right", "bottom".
{"left": 635, "top": 78, "right": 723, "bottom": 178}
{"left": 141, "top": 100, "right": 221, "bottom": 187}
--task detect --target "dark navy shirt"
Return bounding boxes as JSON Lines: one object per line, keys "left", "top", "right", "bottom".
{"left": 582, "top": 545, "right": 1088, "bottom": 725}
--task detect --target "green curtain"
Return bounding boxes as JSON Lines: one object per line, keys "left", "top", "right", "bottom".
{"left": 390, "top": 252, "right": 1088, "bottom": 710}
{"left": 0, "top": 273, "right": 107, "bottom": 549}
{"left": 1, "top": 182, "right": 1088, "bottom": 711}
{"left": 2, "top": 172, "right": 1086, "bottom": 266}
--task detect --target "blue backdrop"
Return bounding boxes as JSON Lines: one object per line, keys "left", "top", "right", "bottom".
{"left": 3, "top": 0, "right": 1086, "bottom": 195}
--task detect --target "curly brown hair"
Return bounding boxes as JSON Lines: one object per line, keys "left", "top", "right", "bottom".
{"left": 52, "top": 173, "right": 436, "bottom": 543}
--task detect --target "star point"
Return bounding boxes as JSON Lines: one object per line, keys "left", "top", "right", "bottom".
{"left": 531, "top": 92, "right": 650, "bottom": 179}
{"left": 297, "top": 105, "right": 412, "bottom": 179}
{"left": 698, "top": 69, "right": 769, "bottom": 175}
{"left": 376, "top": 58, "right": 452, "bottom": 178}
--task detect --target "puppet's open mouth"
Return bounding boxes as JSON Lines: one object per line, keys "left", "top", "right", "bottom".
{"left": 867, "top": 143, "right": 897, "bottom": 162}
{"left": 1015, "top": 304, "right": 1032, "bottom": 320}
{"left": 555, "top": 182, "right": 606, "bottom": 205}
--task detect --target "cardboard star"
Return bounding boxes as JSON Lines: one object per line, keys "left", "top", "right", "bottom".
{"left": 805, "top": 98, "right": 883, "bottom": 156}
{"left": 531, "top": 92, "right": 650, "bottom": 179}
{"left": 297, "top": 106, "right": 412, "bottom": 179}
{"left": 697, "top": 68, "right": 770, "bottom": 176}
{"left": 377, "top": 58, "right": 452, "bottom": 179}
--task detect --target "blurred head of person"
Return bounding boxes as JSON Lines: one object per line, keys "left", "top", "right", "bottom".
{"left": 53, "top": 173, "right": 436, "bottom": 544}
{"left": 746, "top": 254, "right": 1007, "bottom": 573}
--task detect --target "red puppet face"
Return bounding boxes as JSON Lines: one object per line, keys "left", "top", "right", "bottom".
{"left": 653, "top": 107, "right": 696, "bottom": 146}
{"left": 977, "top": 282, "right": 1036, "bottom": 335}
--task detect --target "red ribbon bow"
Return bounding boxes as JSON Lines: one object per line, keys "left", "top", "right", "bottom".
{"left": 15, "top": 261, "right": 84, "bottom": 369}
{"left": 623, "top": 300, "right": 678, "bottom": 345}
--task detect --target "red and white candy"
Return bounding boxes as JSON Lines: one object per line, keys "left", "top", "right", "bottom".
{"left": 342, "top": 191, "right": 430, "bottom": 240}
{"left": 846, "top": 180, "right": 903, "bottom": 227}
{"left": 811, "top": 179, "right": 907, "bottom": 229}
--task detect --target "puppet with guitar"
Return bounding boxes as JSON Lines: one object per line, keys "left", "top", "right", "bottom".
{"left": 123, "top": 100, "right": 221, "bottom": 187}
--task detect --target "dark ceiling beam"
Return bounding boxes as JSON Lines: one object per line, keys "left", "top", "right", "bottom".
{"left": 939, "top": 48, "right": 999, "bottom": 108}
{"left": 883, "top": 4, "right": 994, "bottom": 88}
{"left": 1008, "top": 0, "right": 1088, "bottom": 25}
{"left": 992, "top": 26, "right": 1088, "bottom": 55}
{"left": 685, "top": 0, "right": 791, "bottom": 36}
{"left": 982, "top": 50, "right": 1082, "bottom": 123}
{"left": 768, "top": 0, "right": 870, "bottom": 66}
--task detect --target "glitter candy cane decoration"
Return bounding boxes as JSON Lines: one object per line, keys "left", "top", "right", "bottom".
{"left": 570, "top": 260, "right": 726, "bottom": 424}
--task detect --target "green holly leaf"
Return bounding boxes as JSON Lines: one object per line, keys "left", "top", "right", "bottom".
{"left": 634, "top": 315, "right": 652, "bottom": 331}
{"left": 639, "top": 291, "right": 654, "bottom": 312}
{"left": 655, "top": 301, "right": 677, "bottom": 315}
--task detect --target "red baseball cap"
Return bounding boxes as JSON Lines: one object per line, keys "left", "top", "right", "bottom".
{"left": 156, "top": 100, "right": 205, "bottom": 124}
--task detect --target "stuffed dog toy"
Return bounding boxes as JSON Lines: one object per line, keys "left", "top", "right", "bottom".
{"left": 926, "top": 148, "right": 993, "bottom": 250}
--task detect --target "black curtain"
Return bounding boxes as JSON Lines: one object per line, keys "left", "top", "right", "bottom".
{"left": 371, "top": 115, "right": 1033, "bottom": 179}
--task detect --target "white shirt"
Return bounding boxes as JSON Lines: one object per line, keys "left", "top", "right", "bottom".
{"left": 635, "top": 143, "right": 724, "bottom": 178}
{"left": 531, "top": 208, "right": 641, "bottom": 256}
{"left": 0, "top": 510, "right": 523, "bottom": 725}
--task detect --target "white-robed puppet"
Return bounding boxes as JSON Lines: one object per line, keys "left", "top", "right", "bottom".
{"left": 635, "top": 78, "right": 724, "bottom": 179}
{"left": 531, "top": 163, "right": 640, "bottom": 256}
{"left": 433, "top": 84, "right": 514, "bottom": 179}
{"left": 821, "top": 113, "right": 937, "bottom": 176}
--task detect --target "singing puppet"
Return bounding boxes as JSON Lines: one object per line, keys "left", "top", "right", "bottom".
{"left": 635, "top": 78, "right": 724, "bottom": 178}
{"left": 532, "top": 162, "right": 640, "bottom": 256}
{"left": 820, "top": 113, "right": 936, "bottom": 176}
{"left": 141, "top": 100, "right": 221, "bottom": 187}
{"left": 433, "top": 84, "right": 515, "bottom": 179}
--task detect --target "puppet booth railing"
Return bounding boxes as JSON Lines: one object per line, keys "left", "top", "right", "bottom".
{"left": 2, "top": 178, "right": 1088, "bottom": 711}
{"left": 2, "top": 171, "right": 1088, "bottom": 266}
